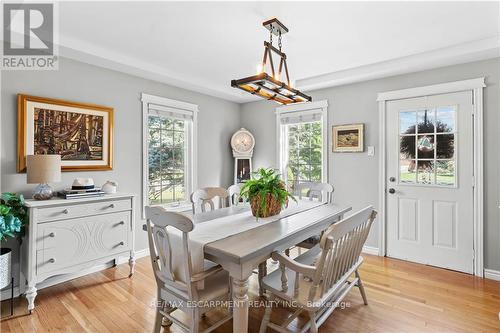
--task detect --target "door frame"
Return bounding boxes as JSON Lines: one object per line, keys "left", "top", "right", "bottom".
{"left": 377, "top": 77, "right": 485, "bottom": 277}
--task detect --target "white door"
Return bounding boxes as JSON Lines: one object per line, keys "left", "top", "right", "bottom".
{"left": 386, "top": 91, "right": 474, "bottom": 273}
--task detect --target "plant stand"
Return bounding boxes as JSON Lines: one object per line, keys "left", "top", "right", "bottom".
{"left": 1, "top": 277, "right": 14, "bottom": 318}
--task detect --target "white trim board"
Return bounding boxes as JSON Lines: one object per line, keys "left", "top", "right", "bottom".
{"left": 362, "top": 246, "right": 379, "bottom": 256}
{"left": 484, "top": 269, "right": 500, "bottom": 282}
{"left": 377, "top": 78, "right": 486, "bottom": 101}
{"left": 377, "top": 77, "right": 485, "bottom": 277}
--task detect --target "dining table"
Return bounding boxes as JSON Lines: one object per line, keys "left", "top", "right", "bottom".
{"left": 143, "top": 201, "right": 351, "bottom": 333}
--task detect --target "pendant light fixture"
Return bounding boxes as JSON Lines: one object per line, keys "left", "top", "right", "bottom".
{"left": 231, "top": 18, "right": 312, "bottom": 105}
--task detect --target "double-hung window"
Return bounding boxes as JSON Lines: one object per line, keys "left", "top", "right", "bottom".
{"left": 277, "top": 101, "right": 328, "bottom": 194}
{"left": 142, "top": 93, "right": 197, "bottom": 212}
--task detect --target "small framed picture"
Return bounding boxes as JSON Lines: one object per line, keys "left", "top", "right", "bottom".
{"left": 17, "top": 94, "right": 114, "bottom": 172}
{"left": 332, "top": 123, "right": 364, "bottom": 152}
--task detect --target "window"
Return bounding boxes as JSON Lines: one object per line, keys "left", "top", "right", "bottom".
{"left": 399, "top": 106, "right": 456, "bottom": 186}
{"left": 142, "top": 94, "right": 197, "bottom": 212}
{"left": 277, "top": 101, "right": 328, "bottom": 194}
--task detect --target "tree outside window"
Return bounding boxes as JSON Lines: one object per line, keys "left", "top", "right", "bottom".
{"left": 285, "top": 121, "right": 323, "bottom": 194}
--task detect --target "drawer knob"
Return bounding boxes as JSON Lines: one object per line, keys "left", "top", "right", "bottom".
{"left": 118, "top": 241, "right": 124, "bottom": 246}
{"left": 108, "top": 204, "right": 115, "bottom": 208}
{"left": 49, "top": 232, "right": 56, "bottom": 238}
{"left": 49, "top": 258, "right": 56, "bottom": 263}
{"left": 62, "top": 209, "right": 69, "bottom": 214}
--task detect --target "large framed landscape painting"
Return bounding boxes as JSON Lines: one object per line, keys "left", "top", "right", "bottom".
{"left": 17, "top": 94, "right": 113, "bottom": 172}
{"left": 332, "top": 123, "right": 364, "bottom": 152}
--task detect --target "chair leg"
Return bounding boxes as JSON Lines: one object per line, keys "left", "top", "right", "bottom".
{"left": 307, "top": 310, "right": 318, "bottom": 333}
{"left": 153, "top": 308, "right": 162, "bottom": 333}
{"left": 258, "top": 261, "right": 267, "bottom": 297}
{"left": 355, "top": 269, "right": 368, "bottom": 305}
{"left": 191, "top": 308, "right": 200, "bottom": 333}
{"left": 259, "top": 296, "right": 273, "bottom": 333}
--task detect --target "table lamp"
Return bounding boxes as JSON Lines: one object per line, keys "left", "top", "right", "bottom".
{"left": 26, "top": 155, "right": 61, "bottom": 200}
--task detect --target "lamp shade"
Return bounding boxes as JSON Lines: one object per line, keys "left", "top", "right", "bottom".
{"left": 26, "top": 155, "right": 61, "bottom": 184}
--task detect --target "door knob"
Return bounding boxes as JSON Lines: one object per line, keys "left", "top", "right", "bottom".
{"left": 389, "top": 177, "right": 396, "bottom": 182}
{"left": 388, "top": 188, "right": 396, "bottom": 194}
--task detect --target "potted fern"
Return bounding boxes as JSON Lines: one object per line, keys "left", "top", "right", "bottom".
{"left": 240, "top": 168, "right": 296, "bottom": 218}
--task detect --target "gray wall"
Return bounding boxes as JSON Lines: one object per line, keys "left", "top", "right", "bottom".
{"left": 241, "top": 58, "right": 500, "bottom": 271}
{"left": 1, "top": 57, "right": 241, "bottom": 274}
{"left": 1, "top": 56, "right": 499, "bottom": 282}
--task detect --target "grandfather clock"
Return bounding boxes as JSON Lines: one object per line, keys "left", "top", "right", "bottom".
{"left": 231, "top": 128, "right": 255, "bottom": 184}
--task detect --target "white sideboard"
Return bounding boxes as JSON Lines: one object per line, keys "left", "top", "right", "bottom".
{"left": 20, "top": 193, "right": 136, "bottom": 312}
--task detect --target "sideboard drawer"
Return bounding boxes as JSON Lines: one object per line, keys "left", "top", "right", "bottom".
{"left": 36, "top": 211, "right": 131, "bottom": 275}
{"left": 37, "top": 199, "right": 132, "bottom": 222}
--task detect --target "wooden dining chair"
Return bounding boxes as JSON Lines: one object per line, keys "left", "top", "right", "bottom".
{"left": 258, "top": 182, "right": 335, "bottom": 297}
{"left": 295, "top": 182, "right": 335, "bottom": 250}
{"left": 190, "top": 187, "right": 229, "bottom": 214}
{"left": 145, "top": 206, "right": 232, "bottom": 333}
{"left": 296, "top": 182, "right": 334, "bottom": 204}
{"left": 259, "top": 206, "right": 377, "bottom": 333}
{"left": 227, "top": 184, "right": 242, "bottom": 206}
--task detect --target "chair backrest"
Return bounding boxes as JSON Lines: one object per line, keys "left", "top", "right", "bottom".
{"left": 227, "top": 184, "right": 241, "bottom": 206}
{"left": 145, "top": 206, "right": 196, "bottom": 298}
{"left": 310, "top": 206, "right": 377, "bottom": 300}
{"left": 190, "top": 187, "right": 229, "bottom": 214}
{"left": 296, "top": 182, "right": 334, "bottom": 203}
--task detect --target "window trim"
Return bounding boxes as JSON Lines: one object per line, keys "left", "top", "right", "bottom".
{"left": 141, "top": 93, "right": 198, "bottom": 217}
{"left": 275, "top": 100, "right": 328, "bottom": 187}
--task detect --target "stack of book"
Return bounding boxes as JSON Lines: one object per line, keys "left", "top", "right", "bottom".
{"left": 57, "top": 187, "right": 105, "bottom": 199}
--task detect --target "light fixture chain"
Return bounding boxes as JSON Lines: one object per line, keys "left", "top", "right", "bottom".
{"left": 278, "top": 29, "right": 282, "bottom": 51}
{"left": 269, "top": 26, "right": 273, "bottom": 45}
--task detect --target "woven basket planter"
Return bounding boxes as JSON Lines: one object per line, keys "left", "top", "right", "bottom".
{"left": 250, "top": 193, "right": 285, "bottom": 218}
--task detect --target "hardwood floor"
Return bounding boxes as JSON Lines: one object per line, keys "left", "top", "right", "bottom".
{"left": 2, "top": 254, "right": 500, "bottom": 332}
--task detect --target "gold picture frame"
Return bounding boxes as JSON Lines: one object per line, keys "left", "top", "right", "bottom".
{"left": 332, "top": 123, "right": 364, "bottom": 152}
{"left": 17, "top": 94, "right": 114, "bottom": 172}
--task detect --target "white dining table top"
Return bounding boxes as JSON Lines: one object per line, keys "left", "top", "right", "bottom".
{"left": 203, "top": 203, "right": 351, "bottom": 263}
{"left": 142, "top": 202, "right": 351, "bottom": 263}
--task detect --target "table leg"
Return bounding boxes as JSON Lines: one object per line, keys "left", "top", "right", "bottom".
{"left": 232, "top": 277, "right": 249, "bottom": 333}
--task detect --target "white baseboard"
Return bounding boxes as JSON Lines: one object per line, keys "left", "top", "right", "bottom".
{"left": 1, "top": 248, "right": 151, "bottom": 300}
{"left": 362, "top": 245, "right": 380, "bottom": 256}
{"left": 0, "top": 286, "right": 20, "bottom": 301}
{"left": 115, "top": 248, "right": 150, "bottom": 265}
{"left": 484, "top": 269, "right": 500, "bottom": 281}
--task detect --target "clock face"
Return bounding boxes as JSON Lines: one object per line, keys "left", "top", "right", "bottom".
{"left": 231, "top": 131, "right": 254, "bottom": 153}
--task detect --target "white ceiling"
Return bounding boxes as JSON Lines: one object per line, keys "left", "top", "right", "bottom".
{"left": 58, "top": 1, "right": 500, "bottom": 103}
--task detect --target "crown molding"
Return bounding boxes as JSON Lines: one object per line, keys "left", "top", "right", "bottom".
{"left": 53, "top": 35, "right": 500, "bottom": 104}
{"left": 296, "top": 36, "right": 500, "bottom": 92}
{"left": 57, "top": 34, "right": 252, "bottom": 103}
